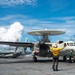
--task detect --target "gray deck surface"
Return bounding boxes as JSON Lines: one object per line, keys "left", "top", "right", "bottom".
{"left": 0, "top": 56, "right": 75, "bottom": 75}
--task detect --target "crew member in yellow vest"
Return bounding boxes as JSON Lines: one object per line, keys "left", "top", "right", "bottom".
{"left": 49, "top": 43, "right": 66, "bottom": 71}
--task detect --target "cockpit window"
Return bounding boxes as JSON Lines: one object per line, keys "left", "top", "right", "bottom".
{"left": 69, "top": 43, "right": 75, "bottom": 46}
{"left": 67, "top": 43, "right": 69, "bottom": 46}
{"left": 66, "top": 43, "right": 75, "bottom": 46}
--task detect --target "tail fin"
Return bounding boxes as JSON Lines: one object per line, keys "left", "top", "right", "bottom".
{"left": 15, "top": 39, "right": 20, "bottom": 52}
{"left": 23, "top": 38, "right": 28, "bottom": 54}
{"left": 15, "top": 38, "right": 28, "bottom": 54}
{"left": 25, "top": 38, "right": 28, "bottom": 42}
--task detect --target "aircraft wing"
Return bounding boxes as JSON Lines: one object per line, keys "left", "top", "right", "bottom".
{"left": 0, "top": 41, "right": 33, "bottom": 47}
{"left": 45, "top": 43, "right": 53, "bottom": 46}
{"left": 0, "top": 52, "right": 14, "bottom": 55}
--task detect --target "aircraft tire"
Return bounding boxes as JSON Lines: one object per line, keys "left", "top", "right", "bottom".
{"left": 12, "top": 55, "right": 18, "bottom": 58}
{"left": 33, "top": 56, "right": 37, "bottom": 62}
{"left": 63, "top": 56, "right": 66, "bottom": 62}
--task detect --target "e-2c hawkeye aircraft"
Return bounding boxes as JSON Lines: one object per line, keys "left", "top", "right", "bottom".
{"left": 0, "top": 29, "right": 65, "bottom": 61}
{"left": 0, "top": 29, "right": 73, "bottom": 62}
{"left": 0, "top": 46, "right": 23, "bottom": 58}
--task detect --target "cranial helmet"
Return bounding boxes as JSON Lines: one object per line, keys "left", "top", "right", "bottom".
{"left": 53, "top": 44, "right": 58, "bottom": 48}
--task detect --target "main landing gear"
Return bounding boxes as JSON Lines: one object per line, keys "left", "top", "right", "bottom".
{"left": 63, "top": 56, "right": 67, "bottom": 62}
{"left": 33, "top": 55, "right": 37, "bottom": 62}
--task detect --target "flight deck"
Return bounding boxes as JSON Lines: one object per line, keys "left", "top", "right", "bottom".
{"left": 0, "top": 56, "right": 75, "bottom": 75}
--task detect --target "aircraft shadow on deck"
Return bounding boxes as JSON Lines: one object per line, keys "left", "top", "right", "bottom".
{"left": 0, "top": 58, "right": 68, "bottom": 64}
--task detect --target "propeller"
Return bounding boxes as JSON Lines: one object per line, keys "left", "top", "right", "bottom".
{"left": 29, "top": 35, "right": 50, "bottom": 51}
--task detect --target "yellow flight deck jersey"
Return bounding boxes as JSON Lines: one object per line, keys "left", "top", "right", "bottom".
{"left": 49, "top": 47, "right": 64, "bottom": 56}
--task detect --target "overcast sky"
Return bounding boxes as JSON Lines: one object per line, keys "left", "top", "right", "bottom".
{"left": 0, "top": 0, "right": 75, "bottom": 42}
